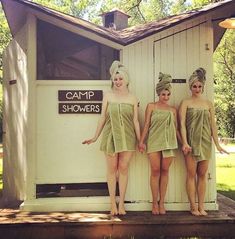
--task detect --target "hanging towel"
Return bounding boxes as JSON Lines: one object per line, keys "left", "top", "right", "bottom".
{"left": 100, "top": 103, "right": 136, "bottom": 155}
{"left": 186, "top": 108, "right": 212, "bottom": 161}
{"left": 147, "top": 109, "right": 178, "bottom": 154}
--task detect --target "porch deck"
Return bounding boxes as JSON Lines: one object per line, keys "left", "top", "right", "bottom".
{"left": 0, "top": 194, "right": 235, "bottom": 239}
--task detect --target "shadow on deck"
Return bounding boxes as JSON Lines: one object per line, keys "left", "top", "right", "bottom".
{"left": 0, "top": 194, "right": 235, "bottom": 239}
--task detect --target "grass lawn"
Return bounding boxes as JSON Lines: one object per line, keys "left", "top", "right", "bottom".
{"left": 0, "top": 157, "right": 2, "bottom": 191}
{"left": 216, "top": 150, "right": 235, "bottom": 201}
{"left": 0, "top": 154, "right": 2, "bottom": 197}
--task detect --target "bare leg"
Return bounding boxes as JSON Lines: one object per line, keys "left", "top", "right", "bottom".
{"left": 117, "top": 151, "right": 133, "bottom": 215}
{"left": 105, "top": 153, "right": 118, "bottom": 215}
{"left": 184, "top": 155, "right": 200, "bottom": 216}
{"left": 197, "top": 160, "right": 209, "bottom": 216}
{"left": 149, "top": 152, "right": 161, "bottom": 215}
{"left": 159, "top": 157, "right": 173, "bottom": 214}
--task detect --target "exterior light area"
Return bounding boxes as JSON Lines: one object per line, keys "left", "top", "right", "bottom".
{"left": 219, "top": 17, "right": 235, "bottom": 29}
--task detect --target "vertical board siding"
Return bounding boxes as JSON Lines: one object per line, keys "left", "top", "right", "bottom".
{"left": 3, "top": 23, "right": 28, "bottom": 201}
{"left": 172, "top": 24, "right": 188, "bottom": 203}
{"left": 124, "top": 40, "right": 153, "bottom": 201}
{"left": 124, "top": 18, "right": 216, "bottom": 204}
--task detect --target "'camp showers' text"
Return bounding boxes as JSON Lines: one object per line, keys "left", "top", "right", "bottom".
{"left": 58, "top": 90, "right": 103, "bottom": 114}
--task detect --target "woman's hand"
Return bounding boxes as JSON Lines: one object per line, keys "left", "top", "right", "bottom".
{"left": 82, "top": 138, "right": 96, "bottom": 145}
{"left": 182, "top": 143, "right": 192, "bottom": 155}
{"left": 138, "top": 142, "right": 146, "bottom": 153}
{"left": 216, "top": 144, "right": 229, "bottom": 154}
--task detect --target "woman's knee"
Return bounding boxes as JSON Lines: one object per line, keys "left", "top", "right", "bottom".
{"left": 118, "top": 161, "right": 129, "bottom": 174}
{"left": 161, "top": 167, "right": 169, "bottom": 176}
{"left": 197, "top": 161, "right": 209, "bottom": 179}
{"left": 151, "top": 167, "right": 160, "bottom": 177}
{"left": 187, "top": 169, "right": 196, "bottom": 179}
{"left": 197, "top": 170, "right": 207, "bottom": 179}
{"left": 107, "top": 163, "right": 118, "bottom": 175}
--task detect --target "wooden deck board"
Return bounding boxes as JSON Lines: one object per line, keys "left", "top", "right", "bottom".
{"left": 0, "top": 194, "right": 234, "bottom": 238}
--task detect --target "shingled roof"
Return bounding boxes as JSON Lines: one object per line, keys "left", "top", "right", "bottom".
{"left": 1, "top": 0, "right": 235, "bottom": 46}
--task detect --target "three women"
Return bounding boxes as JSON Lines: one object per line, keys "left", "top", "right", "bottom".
{"left": 84, "top": 61, "right": 226, "bottom": 216}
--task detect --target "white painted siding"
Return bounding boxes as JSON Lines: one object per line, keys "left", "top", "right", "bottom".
{"left": 123, "top": 18, "right": 216, "bottom": 205}
{"left": 3, "top": 11, "right": 217, "bottom": 211}
{"left": 35, "top": 81, "right": 110, "bottom": 184}
{"left": 3, "top": 23, "right": 28, "bottom": 202}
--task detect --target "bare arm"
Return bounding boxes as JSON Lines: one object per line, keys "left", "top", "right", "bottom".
{"left": 82, "top": 94, "right": 108, "bottom": 144}
{"left": 138, "top": 103, "right": 153, "bottom": 152}
{"left": 173, "top": 107, "right": 182, "bottom": 144}
{"left": 209, "top": 101, "right": 229, "bottom": 154}
{"left": 178, "top": 100, "right": 191, "bottom": 154}
{"left": 133, "top": 98, "right": 141, "bottom": 142}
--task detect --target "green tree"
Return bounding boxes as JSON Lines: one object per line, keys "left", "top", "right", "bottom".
{"left": 0, "top": 5, "right": 11, "bottom": 82}
{"left": 0, "top": 5, "right": 11, "bottom": 140}
{"left": 214, "top": 30, "right": 235, "bottom": 138}
{"left": 171, "top": 0, "right": 188, "bottom": 14}
{"left": 96, "top": 0, "right": 174, "bottom": 26}
{"left": 32, "top": 0, "right": 100, "bottom": 19}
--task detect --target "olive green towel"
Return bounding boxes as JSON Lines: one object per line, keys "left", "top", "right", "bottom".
{"left": 100, "top": 103, "right": 136, "bottom": 155}
{"left": 147, "top": 109, "right": 178, "bottom": 153}
{"left": 186, "top": 108, "right": 212, "bottom": 161}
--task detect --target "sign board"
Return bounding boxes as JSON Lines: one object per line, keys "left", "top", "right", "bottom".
{"left": 58, "top": 90, "right": 103, "bottom": 114}
{"left": 58, "top": 90, "right": 103, "bottom": 101}
{"left": 59, "top": 103, "right": 102, "bottom": 114}
{"left": 172, "top": 79, "right": 186, "bottom": 83}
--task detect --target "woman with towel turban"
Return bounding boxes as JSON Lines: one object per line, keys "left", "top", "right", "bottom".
{"left": 83, "top": 60, "right": 140, "bottom": 215}
{"left": 179, "top": 67, "right": 228, "bottom": 216}
{"left": 138, "top": 72, "right": 180, "bottom": 215}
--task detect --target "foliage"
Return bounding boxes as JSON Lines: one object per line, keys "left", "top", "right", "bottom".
{"left": 214, "top": 30, "right": 235, "bottom": 138}
{"left": 0, "top": 156, "right": 2, "bottom": 191}
{"left": 171, "top": 0, "right": 189, "bottom": 14}
{"left": 32, "top": 0, "right": 100, "bottom": 19}
{"left": 0, "top": 5, "right": 11, "bottom": 82}
{"left": 94, "top": 0, "right": 175, "bottom": 26}
{"left": 0, "top": 6, "right": 11, "bottom": 142}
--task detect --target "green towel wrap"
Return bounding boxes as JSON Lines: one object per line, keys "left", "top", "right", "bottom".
{"left": 100, "top": 103, "right": 136, "bottom": 155}
{"left": 147, "top": 109, "right": 178, "bottom": 155}
{"left": 186, "top": 108, "right": 212, "bottom": 161}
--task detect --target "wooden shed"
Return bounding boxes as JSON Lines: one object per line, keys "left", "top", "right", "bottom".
{"left": 1, "top": 0, "right": 235, "bottom": 212}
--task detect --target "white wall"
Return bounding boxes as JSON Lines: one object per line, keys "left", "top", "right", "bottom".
{"left": 35, "top": 81, "right": 110, "bottom": 184}
{"left": 3, "top": 23, "right": 28, "bottom": 203}
{"left": 3, "top": 12, "right": 217, "bottom": 210}
{"left": 123, "top": 17, "right": 216, "bottom": 204}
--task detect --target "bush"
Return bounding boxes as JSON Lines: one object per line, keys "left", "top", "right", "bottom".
{"left": 0, "top": 84, "right": 2, "bottom": 142}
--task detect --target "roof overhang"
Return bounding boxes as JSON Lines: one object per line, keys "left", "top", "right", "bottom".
{"left": 0, "top": 0, "right": 124, "bottom": 49}
{"left": 1, "top": 0, "right": 235, "bottom": 49}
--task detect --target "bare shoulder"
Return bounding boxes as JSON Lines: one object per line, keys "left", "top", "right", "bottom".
{"left": 145, "top": 102, "right": 155, "bottom": 115}
{"left": 147, "top": 102, "right": 155, "bottom": 110}
{"left": 129, "top": 93, "right": 139, "bottom": 104}
{"left": 179, "top": 98, "right": 190, "bottom": 108}
{"left": 103, "top": 91, "right": 113, "bottom": 101}
{"left": 207, "top": 99, "right": 214, "bottom": 109}
{"left": 170, "top": 106, "right": 177, "bottom": 114}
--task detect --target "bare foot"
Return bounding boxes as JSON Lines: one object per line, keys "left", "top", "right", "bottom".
{"left": 152, "top": 203, "right": 159, "bottom": 215}
{"left": 159, "top": 203, "right": 166, "bottom": 215}
{"left": 190, "top": 208, "right": 200, "bottom": 216}
{"left": 199, "top": 208, "right": 208, "bottom": 216}
{"left": 110, "top": 203, "right": 118, "bottom": 216}
{"left": 118, "top": 203, "right": 126, "bottom": 215}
